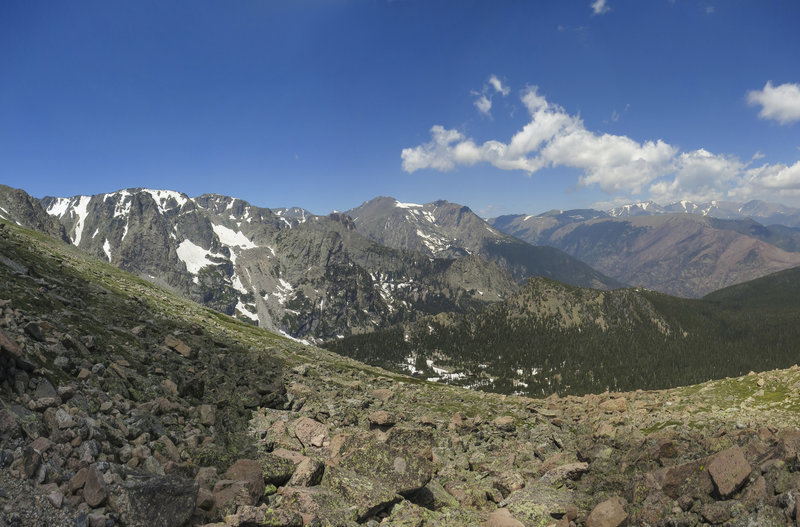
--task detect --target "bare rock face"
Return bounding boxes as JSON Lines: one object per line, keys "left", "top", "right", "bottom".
{"left": 708, "top": 446, "right": 752, "bottom": 499}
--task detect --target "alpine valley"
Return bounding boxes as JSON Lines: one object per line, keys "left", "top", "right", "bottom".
{"left": 6, "top": 185, "right": 800, "bottom": 526}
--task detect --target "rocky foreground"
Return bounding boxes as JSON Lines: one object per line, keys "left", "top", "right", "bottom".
{"left": 4, "top": 221, "right": 800, "bottom": 526}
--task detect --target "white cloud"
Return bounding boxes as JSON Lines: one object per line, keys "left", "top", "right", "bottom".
{"left": 404, "top": 85, "right": 676, "bottom": 193}
{"left": 474, "top": 95, "right": 492, "bottom": 116}
{"left": 591, "top": 0, "right": 610, "bottom": 15}
{"left": 488, "top": 75, "right": 510, "bottom": 96}
{"left": 404, "top": 79, "right": 800, "bottom": 206}
{"left": 747, "top": 81, "right": 800, "bottom": 125}
{"left": 472, "top": 75, "right": 510, "bottom": 118}
{"left": 649, "top": 149, "right": 744, "bottom": 203}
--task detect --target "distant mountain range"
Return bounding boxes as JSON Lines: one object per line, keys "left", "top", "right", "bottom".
{"left": 1, "top": 185, "right": 619, "bottom": 343}
{"left": 489, "top": 200, "right": 800, "bottom": 297}
{"left": 346, "top": 196, "right": 620, "bottom": 289}
{"left": 606, "top": 198, "right": 800, "bottom": 227}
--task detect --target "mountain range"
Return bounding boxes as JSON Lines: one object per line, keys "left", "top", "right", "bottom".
{"left": 489, "top": 202, "right": 800, "bottom": 297}
{"left": 1, "top": 186, "right": 625, "bottom": 345}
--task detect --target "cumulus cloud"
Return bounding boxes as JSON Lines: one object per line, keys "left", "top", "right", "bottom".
{"left": 489, "top": 75, "right": 510, "bottom": 96}
{"left": 649, "top": 149, "right": 744, "bottom": 203}
{"left": 471, "top": 75, "right": 510, "bottom": 118}
{"left": 591, "top": 0, "right": 610, "bottom": 15}
{"left": 747, "top": 81, "right": 800, "bottom": 125}
{"left": 474, "top": 95, "right": 492, "bottom": 115}
{"left": 403, "top": 85, "right": 676, "bottom": 193}
{"left": 730, "top": 161, "right": 800, "bottom": 201}
{"left": 403, "top": 80, "right": 800, "bottom": 206}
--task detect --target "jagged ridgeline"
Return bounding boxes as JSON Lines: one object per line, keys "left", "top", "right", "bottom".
{"left": 325, "top": 274, "right": 800, "bottom": 397}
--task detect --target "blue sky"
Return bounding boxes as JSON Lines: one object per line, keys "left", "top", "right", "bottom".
{"left": 2, "top": 1, "right": 799, "bottom": 216}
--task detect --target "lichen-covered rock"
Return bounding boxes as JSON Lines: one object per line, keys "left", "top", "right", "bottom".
{"left": 224, "top": 504, "right": 304, "bottom": 527}
{"left": 108, "top": 474, "right": 198, "bottom": 527}
{"left": 321, "top": 465, "right": 401, "bottom": 521}
{"left": 259, "top": 452, "right": 296, "bottom": 486}
{"left": 278, "top": 485, "right": 358, "bottom": 525}
{"left": 504, "top": 484, "right": 581, "bottom": 526}
{"left": 333, "top": 434, "right": 432, "bottom": 497}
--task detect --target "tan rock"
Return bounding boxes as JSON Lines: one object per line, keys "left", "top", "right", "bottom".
{"left": 287, "top": 457, "right": 324, "bottom": 487}
{"left": 493, "top": 416, "right": 515, "bottom": 432}
{"left": 369, "top": 410, "right": 396, "bottom": 428}
{"left": 223, "top": 459, "right": 265, "bottom": 504}
{"left": 482, "top": 507, "right": 525, "bottom": 527}
{"left": 599, "top": 398, "right": 627, "bottom": 414}
{"left": 586, "top": 496, "right": 628, "bottom": 527}
{"left": 164, "top": 334, "right": 191, "bottom": 358}
{"left": 293, "top": 417, "right": 329, "bottom": 449}
{"left": 708, "top": 445, "right": 751, "bottom": 499}
{"left": 197, "top": 404, "right": 216, "bottom": 425}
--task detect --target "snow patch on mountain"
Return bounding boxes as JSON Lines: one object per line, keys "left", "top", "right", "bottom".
{"left": 212, "top": 224, "right": 257, "bottom": 249}
{"left": 395, "top": 200, "right": 422, "bottom": 209}
{"left": 143, "top": 189, "right": 188, "bottom": 214}
{"left": 71, "top": 195, "right": 92, "bottom": 246}
{"left": 235, "top": 300, "right": 258, "bottom": 322}
{"left": 176, "top": 239, "right": 223, "bottom": 274}
{"left": 45, "top": 197, "right": 71, "bottom": 218}
{"left": 103, "top": 239, "right": 112, "bottom": 261}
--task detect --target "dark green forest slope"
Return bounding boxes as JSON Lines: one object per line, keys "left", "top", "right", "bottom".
{"left": 325, "top": 273, "right": 800, "bottom": 397}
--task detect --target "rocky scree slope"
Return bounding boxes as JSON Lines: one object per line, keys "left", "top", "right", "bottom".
{"left": 346, "top": 197, "right": 622, "bottom": 290}
{"left": 30, "top": 188, "right": 518, "bottom": 342}
{"left": 5, "top": 220, "right": 800, "bottom": 526}
{"left": 489, "top": 211, "right": 800, "bottom": 297}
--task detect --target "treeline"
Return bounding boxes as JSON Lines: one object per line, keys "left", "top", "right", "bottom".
{"left": 324, "top": 275, "right": 800, "bottom": 397}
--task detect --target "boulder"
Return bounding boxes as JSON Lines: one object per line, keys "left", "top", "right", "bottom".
{"left": 505, "top": 484, "right": 579, "bottom": 526}
{"left": 84, "top": 465, "right": 108, "bottom": 508}
{"left": 586, "top": 496, "right": 627, "bottom": 527}
{"left": 224, "top": 459, "right": 265, "bottom": 503}
{"left": 333, "top": 434, "right": 432, "bottom": 497}
{"left": 493, "top": 416, "right": 516, "bottom": 432}
{"left": 369, "top": 410, "right": 396, "bottom": 428}
{"left": 108, "top": 474, "right": 198, "bottom": 527}
{"left": 321, "top": 465, "right": 401, "bottom": 521}
{"left": 278, "top": 485, "right": 356, "bottom": 525}
{"left": 259, "top": 452, "right": 296, "bottom": 486}
{"left": 224, "top": 504, "right": 303, "bottom": 527}
{"left": 197, "top": 404, "right": 216, "bottom": 425}
{"left": 708, "top": 445, "right": 751, "bottom": 499}
{"left": 482, "top": 508, "right": 525, "bottom": 527}
{"left": 651, "top": 457, "right": 713, "bottom": 499}
{"left": 164, "top": 335, "right": 191, "bottom": 358}
{"left": 287, "top": 457, "right": 324, "bottom": 487}
{"left": 213, "top": 480, "right": 255, "bottom": 515}
{"left": 293, "top": 417, "right": 329, "bottom": 449}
